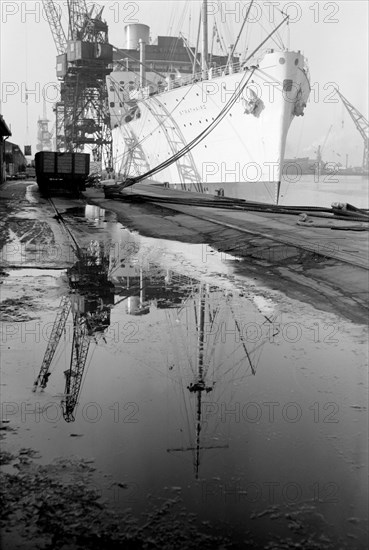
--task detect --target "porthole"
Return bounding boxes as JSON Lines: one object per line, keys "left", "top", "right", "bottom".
{"left": 279, "top": 57, "right": 285, "bottom": 64}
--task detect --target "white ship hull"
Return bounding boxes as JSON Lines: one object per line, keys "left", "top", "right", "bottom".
{"left": 109, "top": 50, "right": 310, "bottom": 202}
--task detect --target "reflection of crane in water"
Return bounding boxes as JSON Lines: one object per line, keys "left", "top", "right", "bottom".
{"left": 33, "top": 241, "right": 115, "bottom": 422}
{"left": 33, "top": 243, "right": 161, "bottom": 421}
{"left": 166, "top": 277, "right": 276, "bottom": 478}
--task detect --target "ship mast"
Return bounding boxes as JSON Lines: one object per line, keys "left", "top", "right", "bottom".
{"left": 201, "top": 0, "right": 208, "bottom": 79}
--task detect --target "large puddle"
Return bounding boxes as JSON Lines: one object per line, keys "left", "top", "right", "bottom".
{"left": 1, "top": 204, "right": 367, "bottom": 548}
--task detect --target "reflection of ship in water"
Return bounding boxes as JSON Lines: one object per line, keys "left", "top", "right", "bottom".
{"left": 33, "top": 241, "right": 275, "bottom": 433}
{"left": 33, "top": 242, "right": 115, "bottom": 422}
{"left": 109, "top": 258, "right": 201, "bottom": 314}
{"left": 109, "top": 255, "right": 249, "bottom": 477}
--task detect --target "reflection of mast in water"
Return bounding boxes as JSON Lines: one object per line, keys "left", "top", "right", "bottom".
{"left": 167, "top": 283, "right": 230, "bottom": 479}
{"left": 188, "top": 284, "right": 228, "bottom": 479}
{"left": 167, "top": 279, "right": 275, "bottom": 479}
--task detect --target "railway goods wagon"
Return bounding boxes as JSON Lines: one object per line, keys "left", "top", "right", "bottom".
{"left": 35, "top": 151, "right": 90, "bottom": 195}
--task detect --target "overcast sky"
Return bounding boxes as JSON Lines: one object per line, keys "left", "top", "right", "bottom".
{"left": 1, "top": 0, "right": 368, "bottom": 166}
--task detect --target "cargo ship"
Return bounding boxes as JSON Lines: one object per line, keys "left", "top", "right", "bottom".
{"left": 107, "top": 0, "right": 311, "bottom": 204}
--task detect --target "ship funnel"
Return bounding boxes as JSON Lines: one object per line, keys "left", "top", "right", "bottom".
{"left": 125, "top": 24, "right": 150, "bottom": 49}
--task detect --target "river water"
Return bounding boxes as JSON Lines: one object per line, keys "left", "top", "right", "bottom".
{"left": 279, "top": 173, "right": 369, "bottom": 208}
{"left": 1, "top": 180, "right": 368, "bottom": 548}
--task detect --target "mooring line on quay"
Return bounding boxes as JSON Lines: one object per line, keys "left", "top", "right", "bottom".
{"left": 162, "top": 208, "right": 368, "bottom": 270}
{"left": 105, "top": 189, "right": 368, "bottom": 271}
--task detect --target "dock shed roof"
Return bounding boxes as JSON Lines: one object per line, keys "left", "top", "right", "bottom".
{"left": 0, "top": 115, "right": 12, "bottom": 137}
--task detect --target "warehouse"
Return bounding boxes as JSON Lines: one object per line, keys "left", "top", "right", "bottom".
{"left": 4, "top": 141, "right": 27, "bottom": 179}
{"left": 0, "top": 114, "right": 12, "bottom": 184}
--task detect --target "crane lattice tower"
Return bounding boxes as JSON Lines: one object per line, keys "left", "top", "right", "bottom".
{"left": 36, "top": 101, "right": 53, "bottom": 152}
{"left": 336, "top": 88, "right": 369, "bottom": 172}
{"left": 43, "top": 0, "right": 113, "bottom": 171}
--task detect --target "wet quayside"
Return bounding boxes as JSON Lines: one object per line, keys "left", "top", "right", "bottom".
{"left": 0, "top": 190, "right": 368, "bottom": 549}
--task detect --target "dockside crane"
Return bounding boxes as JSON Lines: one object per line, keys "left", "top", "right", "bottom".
{"left": 335, "top": 88, "right": 369, "bottom": 172}
{"left": 42, "top": 0, "right": 67, "bottom": 54}
{"left": 42, "top": 0, "right": 113, "bottom": 171}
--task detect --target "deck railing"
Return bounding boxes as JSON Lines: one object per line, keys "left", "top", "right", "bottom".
{"left": 131, "top": 49, "right": 278, "bottom": 99}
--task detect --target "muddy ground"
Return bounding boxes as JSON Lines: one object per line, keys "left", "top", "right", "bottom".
{"left": 0, "top": 182, "right": 235, "bottom": 549}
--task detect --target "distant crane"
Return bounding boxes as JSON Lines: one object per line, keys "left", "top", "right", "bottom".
{"left": 312, "top": 124, "right": 334, "bottom": 178}
{"left": 42, "top": 0, "right": 113, "bottom": 171}
{"left": 335, "top": 88, "right": 369, "bottom": 172}
{"left": 315, "top": 124, "right": 333, "bottom": 166}
{"left": 36, "top": 100, "right": 53, "bottom": 152}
